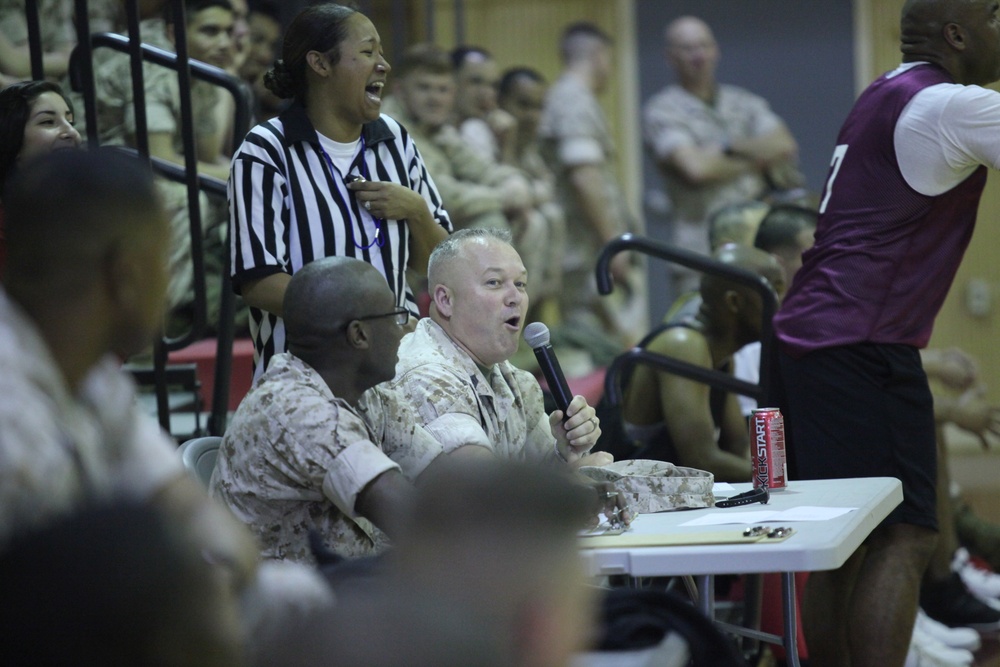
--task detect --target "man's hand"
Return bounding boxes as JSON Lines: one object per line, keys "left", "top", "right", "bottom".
{"left": 923, "top": 347, "right": 979, "bottom": 391}
{"left": 551, "top": 395, "right": 600, "bottom": 463}
{"left": 578, "top": 478, "right": 633, "bottom": 529}
{"left": 948, "top": 385, "right": 1000, "bottom": 449}
{"left": 571, "top": 451, "right": 613, "bottom": 470}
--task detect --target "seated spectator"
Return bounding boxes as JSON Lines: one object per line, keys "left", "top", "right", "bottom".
{"left": 451, "top": 45, "right": 516, "bottom": 165}
{"left": 239, "top": 0, "right": 285, "bottom": 121}
{"left": 732, "top": 203, "right": 817, "bottom": 416}
{"left": 498, "top": 66, "right": 566, "bottom": 327}
{"left": 97, "top": 0, "right": 235, "bottom": 179}
{"left": 753, "top": 204, "right": 817, "bottom": 282}
{"left": 391, "top": 459, "right": 599, "bottom": 667}
{"left": 710, "top": 200, "right": 771, "bottom": 250}
{"left": 210, "top": 256, "right": 488, "bottom": 563}
{"left": 664, "top": 199, "right": 772, "bottom": 323}
{"left": 382, "top": 42, "right": 531, "bottom": 234}
{"left": 226, "top": 0, "right": 249, "bottom": 77}
{"left": 0, "top": 149, "right": 257, "bottom": 583}
{"left": 0, "top": 501, "right": 245, "bottom": 666}
{"left": 919, "top": 347, "right": 1000, "bottom": 634}
{"left": 0, "top": 0, "right": 74, "bottom": 83}
{"left": 385, "top": 45, "right": 571, "bottom": 335}
{"left": 620, "top": 244, "right": 785, "bottom": 481}
{"left": 95, "top": 0, "right": 239, "bottom": 331}
{"left": 386, "top": 229, "right": 626, "bottom": 513}
{"left": 0, "top": 80, "right": 81, "bottom": 273}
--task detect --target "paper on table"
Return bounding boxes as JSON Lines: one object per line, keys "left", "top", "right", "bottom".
{"left": 680, "top": 506, "right": 856, "bottom": 527}
{"left": 713, "top": 482, "right": 736, "bottom": 494}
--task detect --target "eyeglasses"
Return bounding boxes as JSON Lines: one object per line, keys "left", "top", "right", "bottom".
{"left": 353, "top": 307, "right": 410, "bottom": 327}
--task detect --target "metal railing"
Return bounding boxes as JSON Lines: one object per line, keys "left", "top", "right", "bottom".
{"left": 61, "top": 0, "right": 250, "bottom": 436}
{"left": 595, "top": 233, "right": 779, "bottom": 408}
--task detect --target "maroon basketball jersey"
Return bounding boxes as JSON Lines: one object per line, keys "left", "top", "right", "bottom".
{"left": 775, "top": 63, "right": 987, "bottom": 356}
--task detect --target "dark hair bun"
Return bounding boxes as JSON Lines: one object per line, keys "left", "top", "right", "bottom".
{"left": 263, "top": 59, "right": 298, "bottom": 99}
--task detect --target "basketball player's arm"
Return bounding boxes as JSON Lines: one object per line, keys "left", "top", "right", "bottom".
{"left": 651, "top": 330, "right": 754, "bottom": 483}
{"left": 718, "top": 391, "right": 752, "bottom": 460}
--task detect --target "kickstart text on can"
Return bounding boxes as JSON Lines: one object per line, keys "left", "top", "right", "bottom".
{"left": 751, "top": 407, "right": 787, "bottom": 491}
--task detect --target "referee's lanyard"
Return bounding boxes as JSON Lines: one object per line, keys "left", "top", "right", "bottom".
{"left": 318, "top": 135, "right": 385, "bottom": 250}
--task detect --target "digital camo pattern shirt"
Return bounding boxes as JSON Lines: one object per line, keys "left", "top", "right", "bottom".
{"left": 389, "top": 319, "right": 558, "bottom": 463}
{"left": 642, "top": 83, "right": 787, "bottom": 256}
{"left": 0, "top": 289, "right": 181, "bottom": 545}
{"left": 0, "top": 0, "right": 72, "bottom": 52}
{"left": 210, "top": 353, "right": 448, "bottom": 563}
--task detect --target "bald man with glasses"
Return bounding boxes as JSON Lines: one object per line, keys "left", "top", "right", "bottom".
{"left": 211, "top": 256, "right": 485, "bottom": 563}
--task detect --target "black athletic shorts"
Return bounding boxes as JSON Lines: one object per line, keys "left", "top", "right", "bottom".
{"left": 773, "top": 342, "right": 937, "bottom": 531}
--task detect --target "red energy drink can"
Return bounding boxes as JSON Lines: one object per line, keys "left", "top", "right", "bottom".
{"left": 751, "top": 407, "right": 787, "bottom": 491}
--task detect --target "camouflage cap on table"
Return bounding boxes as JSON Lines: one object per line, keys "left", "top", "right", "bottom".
{"left": 579, "top": 459, "right": 715, "bottom": 513}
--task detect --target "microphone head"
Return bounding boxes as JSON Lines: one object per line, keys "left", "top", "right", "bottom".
{"left": 523, "top": 322, "right": 551, "bottom": 349}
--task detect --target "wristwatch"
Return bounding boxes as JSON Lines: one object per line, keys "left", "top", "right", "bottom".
{"left": 715, "top": 486, "right": 770, "bottom": 508}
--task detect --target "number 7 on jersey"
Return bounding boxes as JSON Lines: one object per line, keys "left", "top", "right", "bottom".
{"left": 819, "top": 144, "right": 848, "bottom": 214}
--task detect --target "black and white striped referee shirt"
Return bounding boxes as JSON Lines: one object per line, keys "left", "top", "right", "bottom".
{"left": 229, "top": 103, "right": 452, "bottom": 380}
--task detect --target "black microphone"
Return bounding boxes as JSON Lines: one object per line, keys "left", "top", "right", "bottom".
{"left": 523, "top": 322, "right": 573, "bottom": 414}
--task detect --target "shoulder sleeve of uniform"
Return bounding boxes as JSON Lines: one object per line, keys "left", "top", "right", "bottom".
{"left": 392, "top": 364, "right": 493, "bottom": 453}
{"left": 229, "top": 124, "right": 291, "bottom": 289}
{"left": 357, "top": 386, "right": 450, "bottom": 481}
{"left": 642, "top": 91, "right": 695, "bottom": 160}
{"left": 262, "top": 387, "right": 401, "bottom": 519}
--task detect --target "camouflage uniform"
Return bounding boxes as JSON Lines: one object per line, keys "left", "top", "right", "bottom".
{"left": 210, "top": 353, "right": 451, "bottom": 563}
{"left": 384, "top": 98, "right": 564, "bottom": 307}
{"left": 0, "top": 289, "right": 182, "bottom": 544}
{"left": 643, "top": 84, "right": 798, "bottom": 291}
{"left": 538, "top": 73, "right": 642, "bottom": 342}
{"left": 0, "top": 0, "right": 73, "bottom": 56}
{"left": 458, "top": 117, "right": 499, "bottom": 162}
{"left": 510, "top": 141, "right": 566, "bottom": 309}
{"left": 381, "top": 96, "right": 510, "bottom": 232}
{"left": 389, "top": 318, "right": 559, "bottom": 462}
{"left": 578, "top": 459, "right": 715, "bottom": 513}
{"left": 94, "top": 18, "right": 225, "bottom": 321}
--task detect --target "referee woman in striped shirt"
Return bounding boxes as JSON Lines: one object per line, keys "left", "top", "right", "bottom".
{"left": 229, "top": 3, "right": 451, "bottom": 380}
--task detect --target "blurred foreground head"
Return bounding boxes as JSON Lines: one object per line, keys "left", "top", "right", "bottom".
{"left": 3, "top": 149, "right": 170, "bottom": 363}
{"left": 394, "top": 458, "right": 599, "bottom": 667}
{"left": 0, "top": 501, "right": 245, "bottom": 666}
{"left": 257, "top": 460, "right": 599, "bottom": 667}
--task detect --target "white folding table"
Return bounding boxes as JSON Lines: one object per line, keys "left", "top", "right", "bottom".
{"left": 579, "top": 477, "right": 903, "bottom": 667}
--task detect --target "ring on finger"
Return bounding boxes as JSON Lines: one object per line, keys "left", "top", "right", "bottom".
{"left": 364, "top": 200, "right": 372, "bottom": 212}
